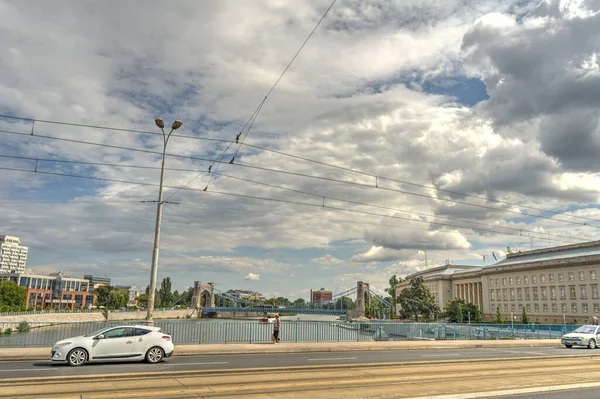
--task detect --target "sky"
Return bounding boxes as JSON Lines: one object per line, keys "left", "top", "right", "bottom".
{"left": 1, "top": 0, "right": 600, "bottom": 300}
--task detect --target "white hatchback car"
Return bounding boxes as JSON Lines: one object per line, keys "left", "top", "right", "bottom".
{"left": 561, "top": 325, "right": 600, "bottom": 349}
{"left": 51, "top": 325, "right": 174, "bottom": 366}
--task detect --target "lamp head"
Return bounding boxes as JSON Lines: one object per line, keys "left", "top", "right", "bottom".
{"left": 154, "top": 118, "right": 165, "bottom": 129}
{"left": 172, "top": 120, "right": 183, "bottom": 130}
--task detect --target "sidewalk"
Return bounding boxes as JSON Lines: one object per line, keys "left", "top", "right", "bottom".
{"left": 0, "top": 339, "right": 562, "bottom": 361}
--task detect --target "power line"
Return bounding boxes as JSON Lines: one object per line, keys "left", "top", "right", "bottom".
{"left": 3, "top": 114, "right": 598, "bottom": 226}
{"left": 0, "top": 128, "right": 596, "bottom": 229}
{"left": 0, "top": 153, "right": 586, "bottom": 242}
{"left": 175, "top": 0, "right": 337, "bottom": 196}
{"left": 0, "top": 166, "right": 583, "bottom": 245}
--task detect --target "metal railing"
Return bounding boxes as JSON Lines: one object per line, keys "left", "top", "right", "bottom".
{"left": 0, "top": 321, "right": 573, "bottom": 348}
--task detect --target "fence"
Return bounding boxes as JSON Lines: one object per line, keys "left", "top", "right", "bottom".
{"left": 0, "top": 321, "right": 573, "bottom": 347}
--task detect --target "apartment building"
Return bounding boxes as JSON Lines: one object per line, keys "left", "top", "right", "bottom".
{"left": 397, "top": 240, "right": 600, "bottom": 324}
{"left": 0, "top": 235, "right": 28, "bottom": 274}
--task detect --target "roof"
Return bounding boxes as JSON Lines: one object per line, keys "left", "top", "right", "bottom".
{"left": 490, "top": 242, "right": 600, "bottom": 268}
{"left": 405, "top": 265, "right": 481, "bottom": 279}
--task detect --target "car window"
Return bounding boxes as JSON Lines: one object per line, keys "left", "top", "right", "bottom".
{"left": 135, "top": 328, "right": 152, "bottom": 336}
{"left": 84, "top": 327, "right": 109, "bottom": 337}
{"left": 104, "top": 327, "right": 134, "bottom": 338}
{"left": 574, "top": 326, "right": 596, "bottom": 334}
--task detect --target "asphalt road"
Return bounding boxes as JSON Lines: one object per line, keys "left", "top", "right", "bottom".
{"left": 490, "top": 388, "right": 600, "bottom": 399}
{"left": 0, "top": 345, "right": 595, "bottom": 379}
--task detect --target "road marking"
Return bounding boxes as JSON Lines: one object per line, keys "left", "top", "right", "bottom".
{"left": 420, "top": 354, "right": 458, "bottom": 357}
{"left": 0, "top": 368, "right": 53, "bottom": 372}
{"left": 167, "top": 361, "right": 229, "bottom": 366}
{"left": 306, "top": 357, "right": 358, "bottom": 361}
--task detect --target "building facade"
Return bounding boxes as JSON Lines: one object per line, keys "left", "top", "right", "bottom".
{"left": 0, "top": 235, "right": 28, "bottom": 274}
{"left": 397, "top": 240, "right": 600, "bottom": 324}
{"left": 84, "top": 275, "right": 111, "bottom": 288}
{"left": 311, "top": 288, "right": 333, "bottom": 304}
{"left": 0, "top": 272, "right": 95, "bottom": 310}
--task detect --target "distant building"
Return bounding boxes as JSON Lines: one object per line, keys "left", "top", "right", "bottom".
{"left": 311, "top": 288, "right": 333, "bottom": 304}
{"left": 84, "top": 275, "right": 111, "bottom": 289}
{"left": 0, "top": 271, "right": 95, "bottom": 310}
{"left": 0, "top": 235, "right": 28, "bottom": 274}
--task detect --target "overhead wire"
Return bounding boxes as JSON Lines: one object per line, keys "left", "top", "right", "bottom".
{"left": 0, "top": 165, "right": 584, "bottom": 245}
{"left": 3, "top": 114, "right": 599, "bottom": 226}
{"left": 0, "top": 153, "right": 584, "bottom": 242}
{"left": 0, "top": 128, "right": 597, "bottom": 229}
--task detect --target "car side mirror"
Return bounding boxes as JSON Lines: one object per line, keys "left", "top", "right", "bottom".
{"left": 96, "top": 334, "right": 106, "bottom": 340}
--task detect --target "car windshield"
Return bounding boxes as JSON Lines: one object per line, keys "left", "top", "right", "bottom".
{"left": 84, "top": 327, "right": 110, "bottom": 337}
{"left": 574, "top": 326, "right": 597, "bottom": 334}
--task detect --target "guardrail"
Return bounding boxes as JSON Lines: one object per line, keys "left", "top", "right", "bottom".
{"left": 0, "top": 321, "right": 572, "bottom": 348}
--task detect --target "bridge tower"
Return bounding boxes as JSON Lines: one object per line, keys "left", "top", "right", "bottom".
{"left": 353, "top": 281, "right": 371, "bottom": 317}
{"left": 192, "top": 281, "right": 215, "bottom": 311}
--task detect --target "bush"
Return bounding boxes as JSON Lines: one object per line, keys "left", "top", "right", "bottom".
{"left": 17, "top": 321, "right": 30, "bottom": 333}
{"left": 4, "top": 328, "right": 11, "bottom": 335}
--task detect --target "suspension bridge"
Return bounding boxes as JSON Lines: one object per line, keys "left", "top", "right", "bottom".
{"left": 173, "top": 281, "right": 393, "bottom": 318}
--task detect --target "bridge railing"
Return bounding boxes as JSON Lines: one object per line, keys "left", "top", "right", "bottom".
{"left": 0, "top": 321, "right": 571, "bottom": 347}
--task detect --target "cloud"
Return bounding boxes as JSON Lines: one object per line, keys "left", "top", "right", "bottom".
{"left": 245, "top": 273, "right": 260, "bottom": 281}
{"left": 312, "top": 254, "right": 344, "bottom": 265}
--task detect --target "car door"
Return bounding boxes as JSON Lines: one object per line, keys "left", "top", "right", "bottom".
{"left": 132, "top": 328, "right": 153, "bottom": 357}
{"left": 91, "top": 327, "right": 136, "bottom": 359}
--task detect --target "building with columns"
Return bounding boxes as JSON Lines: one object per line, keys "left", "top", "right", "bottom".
{"left": 397, "top": 240, "right": 600, "bottom": 324}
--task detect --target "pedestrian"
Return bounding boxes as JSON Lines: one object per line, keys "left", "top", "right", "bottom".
{"left": 272, "top": 314, "right": 280, "bottom": 344}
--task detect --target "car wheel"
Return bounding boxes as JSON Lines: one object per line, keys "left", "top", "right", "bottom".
{"left": 145, "top": 346, "right": 165, "bottom": 363}
{"left": 564, "top": 344, "right": 573, "bottom": 348}
{"left": 589, "top": 339, "right": 597, "bottom": 349}
{"left": 67, "top": 348, "right": 88, "bottom": 366}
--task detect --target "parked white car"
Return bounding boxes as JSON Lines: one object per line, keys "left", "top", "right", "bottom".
{"left": 561, "top": 325, "right": 600, "bottom": 349}
{"left": 51, "top": 325, "right": 174, "bottom": 366}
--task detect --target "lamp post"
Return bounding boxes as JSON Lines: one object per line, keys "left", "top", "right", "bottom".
{"left": 145, "top": 118, "right": 183, "bottom": 325}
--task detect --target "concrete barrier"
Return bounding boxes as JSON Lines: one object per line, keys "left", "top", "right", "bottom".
{"left": 106, "top": 309, "right": 193, "bottom": 321}
{"left": 0, "top": 309, "right": 195, "bottom": 325}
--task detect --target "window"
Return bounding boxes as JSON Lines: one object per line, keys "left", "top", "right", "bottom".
{"left": 496, "top": 278, "right": 500, "bottom": 286}
{"left": 560, "top": 286, "right": 567, "bottom": 300}
{"left": 558, "top": 273, "right": 564, "bottom": 282}
{"left": 543, "top": 303, "right": 548, "bottom": 312}
{"left": 570, "top": 286, "right": 577, "bottom": 300}
{"left": 572, "top": 303, "right": 578, "bottom": 313}
{"left": 569, "top": 272, "right": 574, "bottom": 282}
{"left": 490, "top": 290, "right": 495, "bottom": 301}
{"left": 541, "top": 275, "right": 546, "bottom": 283}
{"left": 552, "top": 303, "right": 558, "bottom": 313}
{"left": 502, "top": 278, "right": 507, "bottom": 286}
{"left": 496, "top": 289, "right": 501, "bottom": 300}
{"left": 509, "top": 277, "right": 514, "bottom": 285}
{"left": 503, "top": 289, "right": 508, "bottom": 301}
{"left": 527, "top": 304, "right": 532, "bottom": 312}
{"left": 511, "top": 304, "right": 515, "bottom": 312}
{"left": 490, "top": 279, "right": 494, "bottom": 287}
{"left": 519, "top": 304, "right": 523, "bottom": 311}
{"left": 504, "top": 304, "right": 509, "bottom": 312}
{"left": 525, "top": 288, "right": 531, "bottom": 300}
{"left": 524, "top": 276, "right": 529, "bottom": 284}
{"left": 532, "top": 275, "right": 538, "bottom": 284}
{"left": 549, "top": 274, "right": 555, "bottom": 283}
{"left": 533, "top": 287, "right": 539, "bottom": 300}
{"left": 104, "top": 328, "right": 134, "bottom": 339}
{"left": 561, "top": 303, "right": 567, "bottom": 313}
{"left": 517, "top": 277, "right": 521, "bottom": 285}
{"left": 534, "top": 303, "right": 540, "bottom": 312}
{"left": 580, "top": 271, "right": 585, "bottom": 281}
{"left": 581, "top": 286, "right": 588, "bottom": 299}
{"left": 593, "top": 285, "right": 598, "bottom": 299}
{"left": 541, "top": 287, "right": 547, "bottom": 300}
{"left": 517, "top": 288, "right": 523, "bottom": 300}
{"left": 510, "top": 288, "right": 515, "bottom": 301}
{"left": 550, "top": 287, "right": 557, "bottom": 300}
{"left": 583, "top": 303, "right": 589, "bottom": 313}
{"left": 595, "top": 303, "right": 600, "bottom": 313}
{"left": 135, "top": 328, "right": 152, "bottom": 336}
{"left": 592, "top": 271, "right": 597, "bottom": 281}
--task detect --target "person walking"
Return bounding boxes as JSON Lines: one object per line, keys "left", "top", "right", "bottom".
{"left": 272, "top": 314, "right": 280, "bottom": 344}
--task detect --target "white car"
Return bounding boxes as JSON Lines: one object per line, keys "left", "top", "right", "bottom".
{"left": 561, "top": 325, "right": 600, "bottom": 349}
{"left": 51, "top": 325, "right": 174, "bottom": 366}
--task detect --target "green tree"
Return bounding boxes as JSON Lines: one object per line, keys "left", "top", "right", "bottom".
{"left": 292, "top": 298, "right": 306, "bottom": 307}
{"left": 386, "top": 275, "right": 402, "bottom": 318}
{"left": 522, "top": 307, "right": 528, "bottom": 324}
{"left": 456, "top": 303, "right": 464, "bottom": 323}
{"left": 106, "top": 290, "right": 127, "bottom": 310}
{"left": 443, "top": 299, "right": 483, "bottom": 323}
{"left": 94, "top": 285, "right": 113, "bottom": 308}
{"left": 0, "top": 281, "right": 26, "bottom": 309}
{"left": 496, "top": 305, "right": 504, "bottom": 324}
{"left": 397, "top": 277, "right": 439, "bottom": 322}
{"left": 159, "top": 277, "right": 174, "bottom": 308}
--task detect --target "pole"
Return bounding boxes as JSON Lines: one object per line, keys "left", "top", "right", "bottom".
{"left": 146, "top": 123, "right": 177, "bottom": 325}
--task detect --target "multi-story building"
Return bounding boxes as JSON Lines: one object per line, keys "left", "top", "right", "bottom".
{"left": 84, "top": 275, "right": 111, "bottom": 290}
{"left": 311, "top": 288, "right": 333, "bottom": 304}
{"left": 0, "top": 271, "right": 95, "bottom": 310}
{"left": 397, "top": 240, "right": 600, "bottom": 324}
{"left": 0, "top": 235, "right": 28, "bottom": 274}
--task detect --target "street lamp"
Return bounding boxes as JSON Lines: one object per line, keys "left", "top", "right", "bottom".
{"left": 145, "top": 118, "right": 183, "bottom": 325}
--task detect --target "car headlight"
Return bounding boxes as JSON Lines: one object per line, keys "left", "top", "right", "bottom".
{"left": 53, "top": 342, "right": 72, "bottom": 349}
